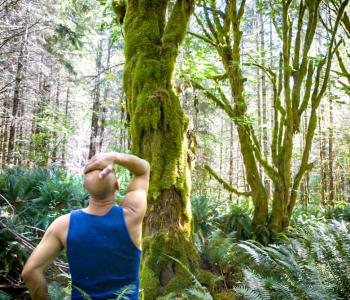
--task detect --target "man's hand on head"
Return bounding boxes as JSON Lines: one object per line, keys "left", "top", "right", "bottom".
{"left": 84, "top": 153, "right": 119, "bottom": 179}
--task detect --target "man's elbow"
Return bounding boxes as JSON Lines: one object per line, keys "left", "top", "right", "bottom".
{"left": 21, "top": 265, "right": 36, "bottom": 282}
{"left": 21, "top": 267, "right": 31, "bottom": 281}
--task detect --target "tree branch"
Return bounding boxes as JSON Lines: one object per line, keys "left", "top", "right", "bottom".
{"left": 192, "top": 80, "right": 235, "bottom": 119}
{"left": 204, "top": 164, "right": 251, "bottom": 196}
{"left": 188, "top": 31, "right": 216, "bottom": 47}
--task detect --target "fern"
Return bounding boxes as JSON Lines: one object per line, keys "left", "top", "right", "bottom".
{"left": 164, "top": 255, "right": 213, "bottom": 300}
{"left": 0, "top": 289, "right": 11, "bottom": 300}
{"left": 235, "top": 220, "right": 350, "bottom": 300}
{"left": 114, "top": 284, "right": 137, "bottom": 300}
{"left": 234, "top": 286, "right": 263, "bottom": 300}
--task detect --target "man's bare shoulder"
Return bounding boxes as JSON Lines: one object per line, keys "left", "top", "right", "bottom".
{"left": 49, "top": 213, "right": 70, "bottom": 234}
{"left": 47, "top": 213, "right": 70, "bottom": 248}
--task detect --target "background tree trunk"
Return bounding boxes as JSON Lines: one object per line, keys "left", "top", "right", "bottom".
{"left": 7, "top": 19, "right": 28, "bottom": 164}
{"left": 88, "top": 39, "right": 103, "bottom": 159}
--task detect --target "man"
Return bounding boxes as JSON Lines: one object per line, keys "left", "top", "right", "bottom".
{"left": 21, "top": 152, "right": 150, "bottom": 300}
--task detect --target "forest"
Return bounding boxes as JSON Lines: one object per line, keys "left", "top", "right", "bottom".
{"left": 0, "top": 0, "right": 350, "bottom": 299}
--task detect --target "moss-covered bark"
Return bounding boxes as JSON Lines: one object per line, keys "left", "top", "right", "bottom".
{"left": 117, "top": 0, "right": 199, "bottom": 298}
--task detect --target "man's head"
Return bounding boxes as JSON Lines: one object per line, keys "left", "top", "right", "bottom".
{"left": 83, "top": 169, "right": 119, "bottom": 200}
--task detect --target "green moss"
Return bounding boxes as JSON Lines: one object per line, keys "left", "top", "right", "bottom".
{"left": 121, "top": 1, "right": 198, "bottom": 298}
{"left": 140, "top": 231, "right": 199, "bottom": 299}
{"left": 111, "top": 0, "right": 126, "bottom": 24}
{"left": 162, "top": 270, "right": 193, "bottom": 295}
{"left": 140, "top": 265, "right": 159, "bottom": 300}
{"left": 196, "top": 270, "right": 217, "bottom": 293}
{"left": 214, "top": 291, "right": 236, "bottom": 300}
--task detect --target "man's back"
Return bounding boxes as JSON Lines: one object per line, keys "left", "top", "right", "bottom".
{"left": 21, "top": 153, "right": 150, "bottom": 300}
{"left": 67, "top": 205, "right": 141, "bottom": 300}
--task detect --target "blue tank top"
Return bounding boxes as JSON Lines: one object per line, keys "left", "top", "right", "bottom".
{"left": 66, "top": 205, "right": 141, "bottom": 300}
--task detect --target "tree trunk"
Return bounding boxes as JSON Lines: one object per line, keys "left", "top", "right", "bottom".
{"left": 7, "top": 20, "right": 28, "bottom": 164}
{"left": 218, "top": 118, "right": 224, "bottom": 199}
{"left": 319, "top": 104, "right": 327, "bottom": 204}
{"left": 88, "top": 39, "right": 103, "bottom": 159}
{"left": 52, "top": 71, "right": 60, "bottom": 163}
{"left": 1, "top": 96, "right": 10, "bottom": 167}
{"left": 120, "top": 1, "right": 198, "bottom": 298}
{"left": 222, "top": 2, "right": 268, "bottom": 229}
{"left": 328, "top": 88, "right": 335, "bottom": 203}
{"left": 99, "top": 39, "right": 112, "bottom": 152}
{"left": 229, "top": 121, "right": 234, "bottom": 201}
{"left": 259, "top": 7, "right": 270, "bottom": 197}
{"left": 61, "top": 86, "right": 70, "bottom": 167}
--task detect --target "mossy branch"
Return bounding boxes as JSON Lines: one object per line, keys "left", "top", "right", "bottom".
{"left": 210, "top": 0, "right": 224, "bottom": 43}
{"left": 204, "top": 164, "right": 251, "bottom": 197}
{"left": 250, "top": 132, "right": 279, "bottom": 183}
{"left": 203, "top": 2, "right": 219, "bottom": 44}
{"left": 189, "top": 31, "right": 216, "bottom": 47}
{"left": 193, "top": 12, "right": 215, "bottom": 43}
{"left": 163, "top": 0, "right": 196, "bottom": 53}
{"left": 191, "top": 80, "right": 235, "bottom": 119}
{"left": 315, "top": 0, "right": 349, "bottom": 104}
{"left": 336, "top": 49, "right": 350, "bottom": 86}
{"left": 298, "top": 59, "right": 314, "bottom": 117}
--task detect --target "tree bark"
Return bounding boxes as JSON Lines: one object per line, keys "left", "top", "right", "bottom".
{"left": 120, "top": 1, "right": 199, "bottom": 298}
{"left": 88, "top": 39, "right": 103, "bottom": 159}
{"left": 319, "top": 104, "right": 327, "bottom": 204}
{"left": 328, "top": 87, "right": 335, "bottom": 203}
{"left": 7, "top": 19, "right": 28, "bottom": 164}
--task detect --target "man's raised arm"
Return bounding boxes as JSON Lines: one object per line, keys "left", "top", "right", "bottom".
{"left": 84, "top": 152, "right": 150, "bottom": 218}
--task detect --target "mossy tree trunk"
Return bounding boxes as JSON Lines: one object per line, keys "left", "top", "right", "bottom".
{"left": 194, "top": 0, "right": 349, "bottom": 236}
{"left": 115, "top": 1, "right": 198, "bottom": 298}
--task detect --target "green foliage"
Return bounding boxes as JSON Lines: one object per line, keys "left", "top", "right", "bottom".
{"left": 292, "top": 201, "right": 350, "bottom": 223}
{"left": 0, "top": 167, "right": 84, "bottom": 229}
{"left": 48, "top": 281, "right": 71, "bottom": 300}
{"left": 29, "top": 105, "right": 72, "bottom": 166}
{"left": 162, "top": 255, "right": 213, "bottom": 300}
{"left": 0, "top": 224, "right": 27, "bottom": 279}
{"left": 75, "top": 284, "right": 137, "bottom": 300}
{"left": 0, "top": 290, "right": 11, "bottom": 300}
{"left": 235, "top": 220, "right": 350, "bottom": 300}
{"left": 191, "top": 195, "right": 225, "bottom": 248}
{"left": 0, "top": 167, "right": 85, "bottom": 294}
{"left": 204, "top": 229, "right": 236, "bottom": 269}
{"left": 45, "top": 0, "right": 97, "bottom": 73}
{"left": 222, "top": 201, "right": 253, "bottom": 240}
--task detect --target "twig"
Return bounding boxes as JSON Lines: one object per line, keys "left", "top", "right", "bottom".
{"left": 0, "top": 220, "right": 69, "bottom": 274}
{"left": 0, "top": 193, "right": 15, "bottom": 217}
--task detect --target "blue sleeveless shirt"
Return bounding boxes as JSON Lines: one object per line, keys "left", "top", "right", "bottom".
{"left": 66, "top": 205, "right": 141, "bottom": 300}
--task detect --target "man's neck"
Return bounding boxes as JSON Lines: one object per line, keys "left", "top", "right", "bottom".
{"left": 84, "top": 196, "right": 116, "bottom": 215}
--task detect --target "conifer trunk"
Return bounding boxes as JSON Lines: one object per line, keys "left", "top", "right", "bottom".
{"left": 88, "top": 40, "right": 103, "bottom": 159}
{"left": 7, "top": 20, "right": 28, "bottom": 164}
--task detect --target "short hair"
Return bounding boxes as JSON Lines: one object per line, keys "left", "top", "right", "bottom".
{"left": 83, "top": 170, "right": 117, "bottom": 200}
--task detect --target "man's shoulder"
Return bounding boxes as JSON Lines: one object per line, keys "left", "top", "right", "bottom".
{"left": 48, "top": 213, "right": 71, "bottom": 247}
{"left": 50, "top": 213, "right": 70, "bottom": 233}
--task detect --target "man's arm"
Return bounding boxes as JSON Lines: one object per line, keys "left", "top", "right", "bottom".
{"left": 117, "top": 153, "right": 150, "bottom": 221}
{"left": 84, "top": 152, "right": 150, "bottom": 220}
{"left": 21, "top": 217, "right": 64, "bottom": 300}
